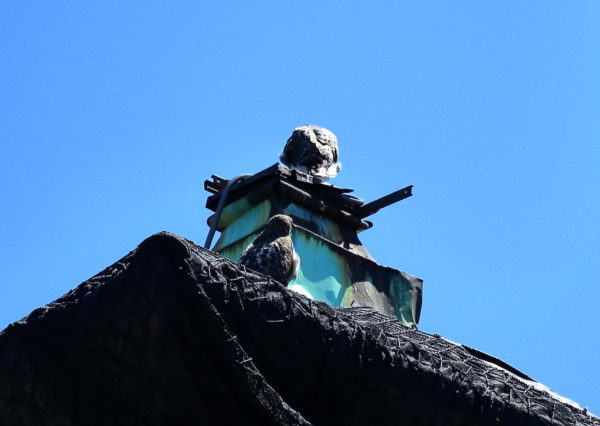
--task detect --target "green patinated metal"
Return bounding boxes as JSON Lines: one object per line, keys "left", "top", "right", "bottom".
{"left": 206, "top": 164, "right": 423, "bottom": 327}
{"left": 213, "top": 199, "right": 272, "bottom": 251}
{"left": 288, "top": 230, "right": 346, "bottom": 306}
{"left": 282, "top": 203, "right": 344, "bottom": 244}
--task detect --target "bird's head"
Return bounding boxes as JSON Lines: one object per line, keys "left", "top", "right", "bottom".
{"left": 264, "top": 214, "right": 294, "bottom": 237}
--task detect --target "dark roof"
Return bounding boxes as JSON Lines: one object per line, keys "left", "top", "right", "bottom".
{"left": 0, "top": 232, "right": 597, "bottom": 425}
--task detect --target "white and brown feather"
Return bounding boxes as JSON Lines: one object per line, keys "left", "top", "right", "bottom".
{"left": 279, "top": 125, "right": 341, "bottom": 180}
{"left": 239, "top": 215, "right": 299, "bottom": 285}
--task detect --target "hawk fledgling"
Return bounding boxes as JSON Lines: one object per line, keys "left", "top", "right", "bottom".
{"left": 280, "top": 125, "right": 341, "bottom": 180}
{"left": 239, "top": 214, "right": 300, "bottom": 285}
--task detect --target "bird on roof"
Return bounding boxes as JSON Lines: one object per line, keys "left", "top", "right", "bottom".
{"left": 280, "top": 125, "right": 341, "bottom": 180}
{"left": 239, "top": 214, "right": 300, "bottom": 285}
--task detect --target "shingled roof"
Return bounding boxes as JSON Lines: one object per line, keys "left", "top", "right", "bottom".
{"left": 0, "top": 232, "right": 597, "bottom": 425}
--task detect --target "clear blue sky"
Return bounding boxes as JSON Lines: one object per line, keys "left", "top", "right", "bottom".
{"left": 1, "top": 1, "right": 599, "bottom": 414}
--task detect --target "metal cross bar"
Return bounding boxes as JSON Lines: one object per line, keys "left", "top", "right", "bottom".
{"left": 356, "top": 185, "right": 414, "bottom": 218}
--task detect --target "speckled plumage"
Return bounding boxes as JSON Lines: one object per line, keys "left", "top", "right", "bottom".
{"left": 280, "top": 125, "right": 341, "bottom": 180}
{"left": 239, "top": 215, "right": 300, "bottom": 285}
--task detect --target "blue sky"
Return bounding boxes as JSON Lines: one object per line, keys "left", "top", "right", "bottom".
{"left": 1, "top": 1, "right": 599, "bottom": 414}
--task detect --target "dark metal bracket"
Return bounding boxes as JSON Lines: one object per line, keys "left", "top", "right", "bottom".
{"left": 356, "top": 185, "right": 413, "bottom": 218}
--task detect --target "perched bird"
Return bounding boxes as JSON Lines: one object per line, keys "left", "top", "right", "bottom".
{"left": 239, "top": 214, "right": 300, "bottom": 285}
{"left": 280, "top": 125, "right": 341, "bottom": 180}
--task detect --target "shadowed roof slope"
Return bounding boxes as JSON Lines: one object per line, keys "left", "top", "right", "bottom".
{"left": 0, "top": 232, "right": 597, "bottom": 425}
